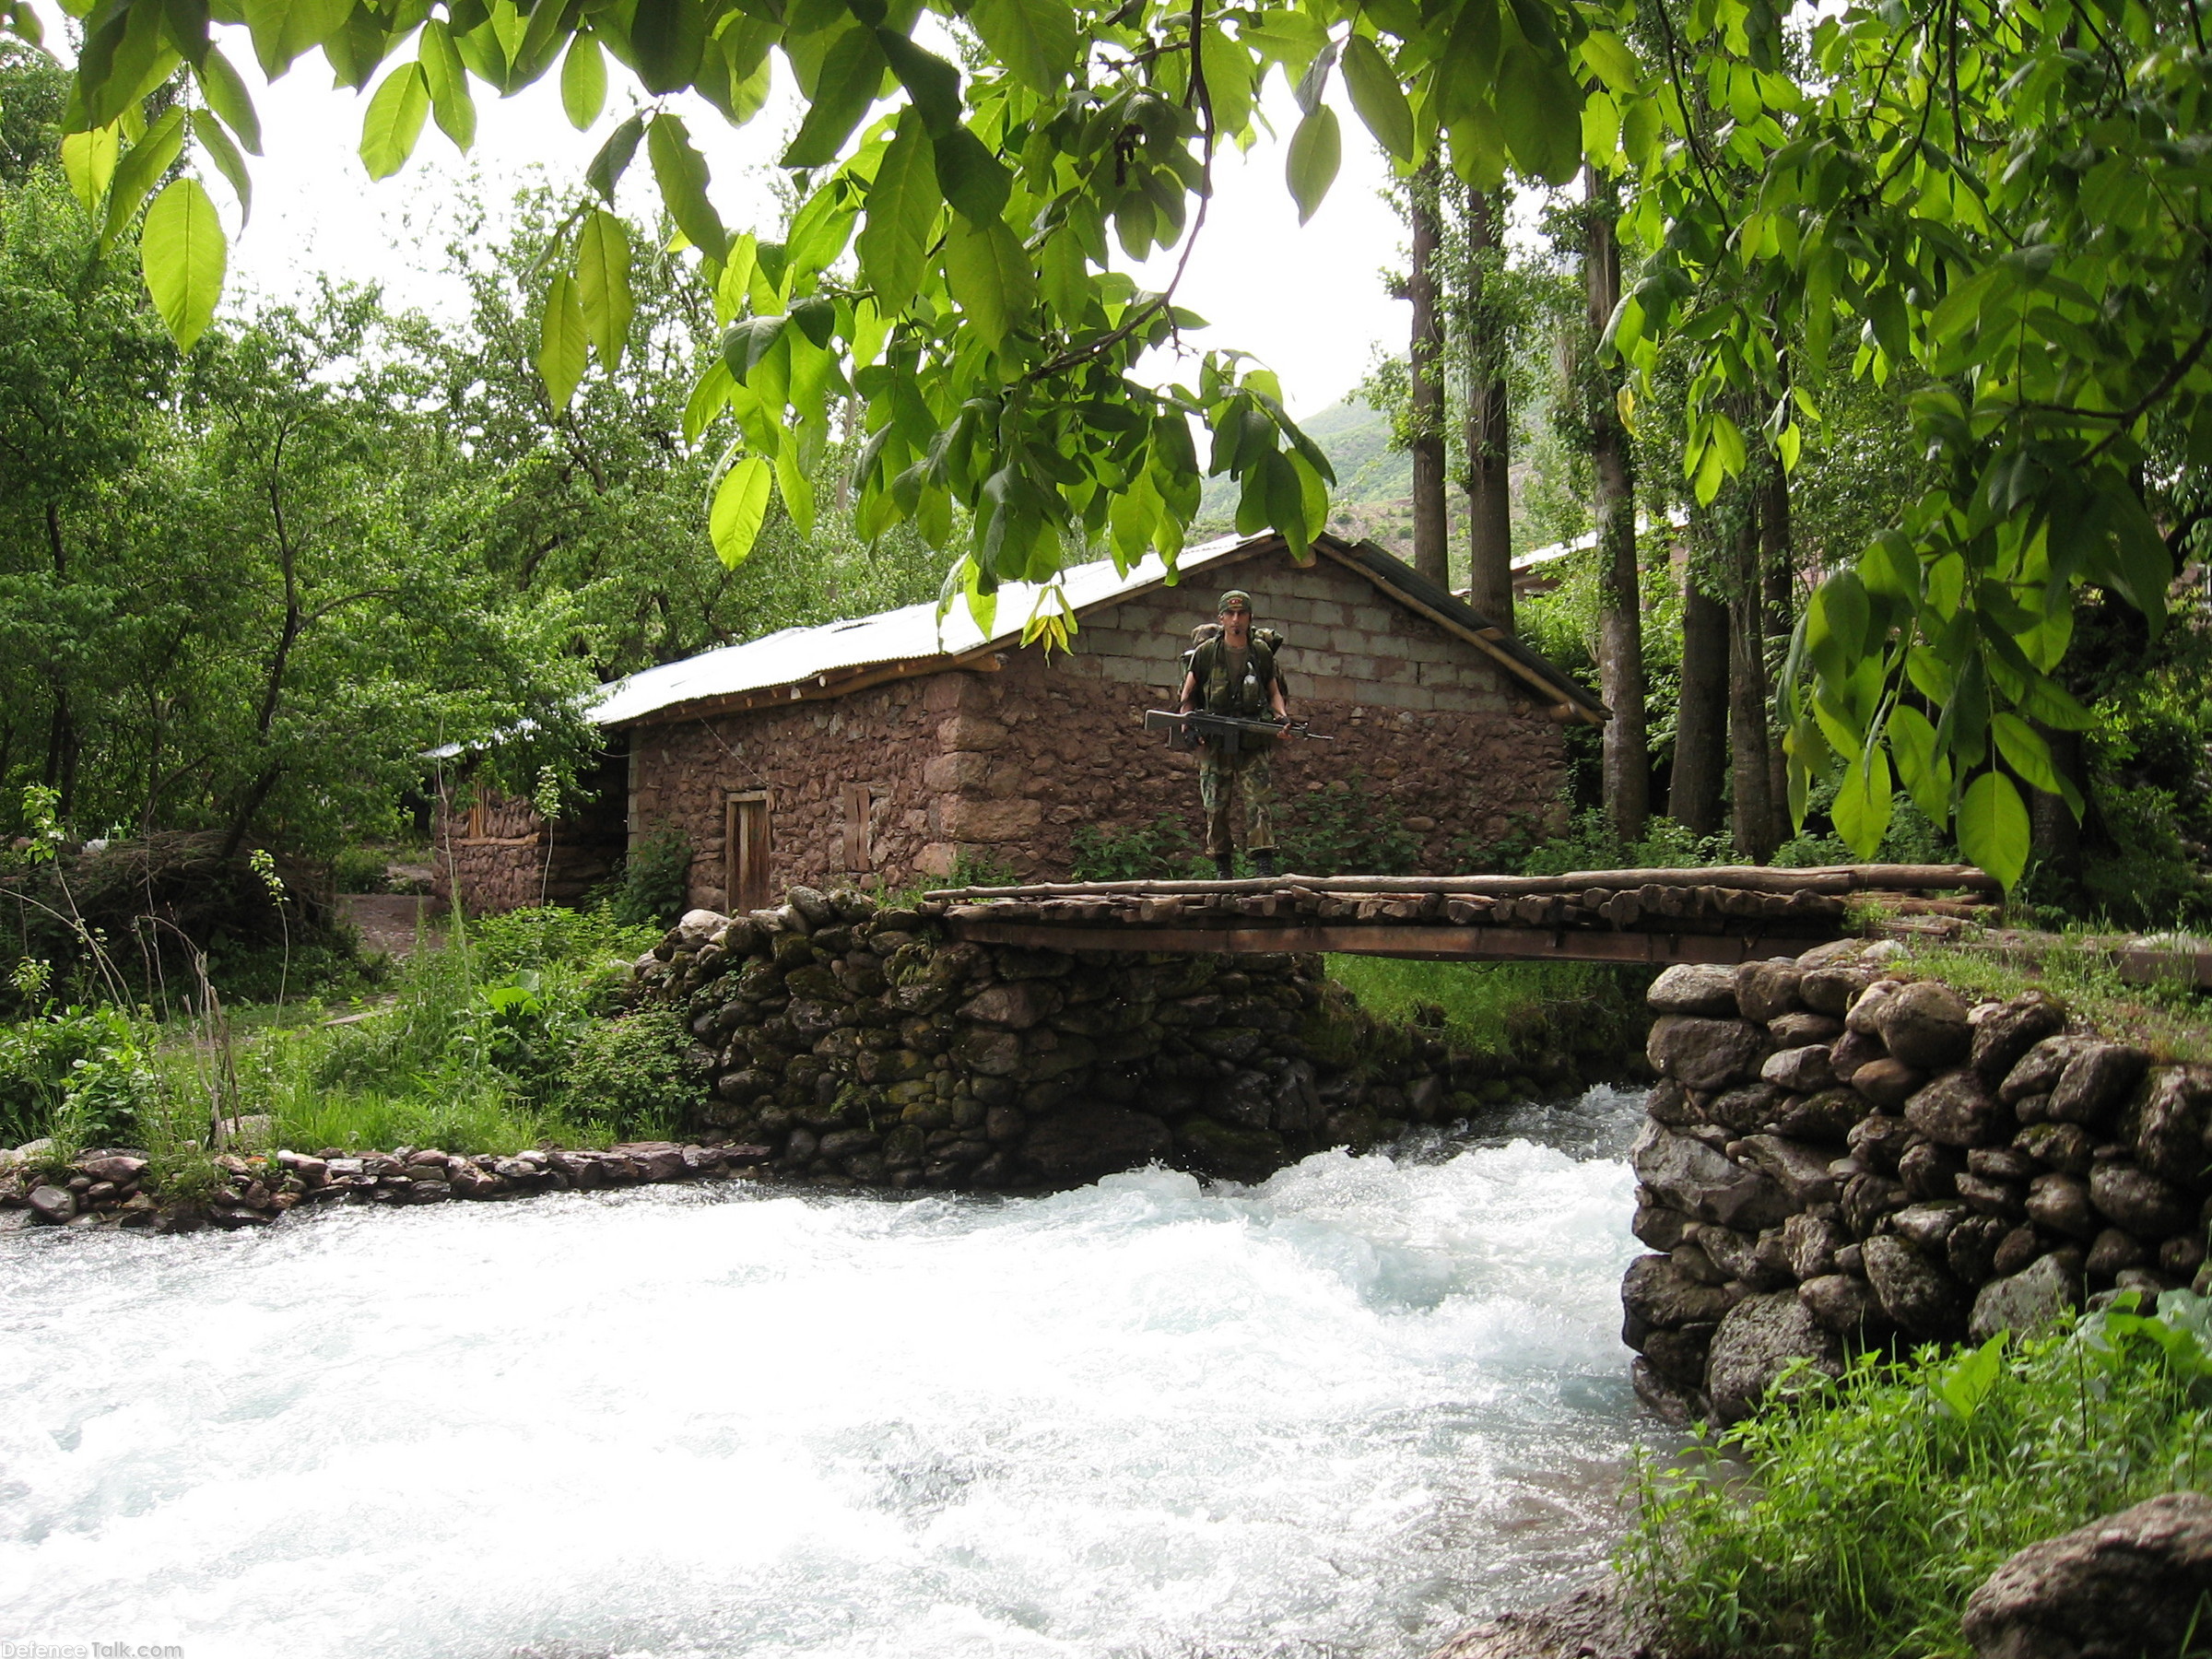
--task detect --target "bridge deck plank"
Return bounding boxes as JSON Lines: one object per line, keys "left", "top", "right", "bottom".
{"left": 946, "top": 919, "right": 1838, "bottom": 965}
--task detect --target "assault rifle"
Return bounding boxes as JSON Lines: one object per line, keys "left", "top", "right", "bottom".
{"left": 1143, "top": 709, "right": 1335, "bottom": 754}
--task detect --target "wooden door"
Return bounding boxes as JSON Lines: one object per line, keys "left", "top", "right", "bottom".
{"left": 841, "top": 783, "right": 873, "bottom": 874}
{"left": 725, "top": 793, "right": 771, "bottom": 912}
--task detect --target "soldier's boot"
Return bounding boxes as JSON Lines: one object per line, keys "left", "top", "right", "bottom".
{"left": 1212, "top": 853, "right": 1236, "bottom": 880}
{"left": 1252, "top": 851, "right": 1278, "bottom": 878}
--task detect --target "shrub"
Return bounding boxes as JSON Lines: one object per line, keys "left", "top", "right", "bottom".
{"left": 1619, "top": 1295, "right": 2212, "bottom": 1659}
{"left": 612, "top": 825, "right": 692, "bottom": 927}
{"left": 0, "top": 1001, "right": 158, "bottom": 1147}
{"left": 556, "top": 1008, "right": 707, "bottom": 1138}
{"left": 946, "top": 847, "right": 1021, "bottom": 888}
{"left": 1070, "top": 814, "right": 1198, "bottom": 881}
{"left": 465, "top": 905, "right": 658, "bottom": 981}
{"left": 1277, "top": 773, "right": 1420, "bottom": 875}
{"left": 331, "top": 846, "right": 393, "bottom": 893}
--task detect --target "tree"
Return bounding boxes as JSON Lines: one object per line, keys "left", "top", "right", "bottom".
{"left": 0, "top": 109, "right": 594, "bottom": 853}
{"left": 1669, "top": 556, "right": 1727, "bottom": 836}
{"left": 423, "top": 188, "right": 941, "bottom": 677}
{"left": 19, "top": 0, "right": 1600, "bottom": 624}
{"left": 1402, "top": 159, "right": 1448, "bottom": 586}
{"left": 1458, "top": 181, "right": 1513, "bottom": 629}
{"left": 1608, "top": 0, "right": 2207, "bottom": 886}
{"left": 1581, "top": 162, "right": 1646, "bottom": 840}
{"left": 22, "top": 0, "right": 2207, "bottom": 889}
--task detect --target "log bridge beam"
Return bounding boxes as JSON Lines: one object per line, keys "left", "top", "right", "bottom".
{"left": 918, "top": 864, "right": 2000, "bottom": 969}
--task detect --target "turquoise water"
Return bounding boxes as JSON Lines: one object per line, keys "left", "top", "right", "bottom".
{"left": 0, "top": 1086, "right": 1647, "bottom": 1659}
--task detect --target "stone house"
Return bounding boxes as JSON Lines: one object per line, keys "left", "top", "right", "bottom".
{"left": 434, "top": 531, "right": 1606, "bottom": 914}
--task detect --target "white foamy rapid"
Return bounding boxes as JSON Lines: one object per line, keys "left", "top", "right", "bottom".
{"left": 0, "top": 1086, "right": 1649, "bottom": 1659}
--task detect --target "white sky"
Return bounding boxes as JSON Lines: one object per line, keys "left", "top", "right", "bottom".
{"left": 89, "top": 18, "right": 1415, "bottom": 418}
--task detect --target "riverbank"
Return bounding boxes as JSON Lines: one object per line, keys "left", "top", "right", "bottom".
{"left": 1431, "top": 938, "right": 2212, "bottom": 1659}
{"left": 0, "top": 1135, "right": 773, "bottom": 1232}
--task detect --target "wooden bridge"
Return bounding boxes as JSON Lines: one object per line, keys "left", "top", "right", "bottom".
{"left": 916, "top": 865, "right": 2002, "bottom": 968}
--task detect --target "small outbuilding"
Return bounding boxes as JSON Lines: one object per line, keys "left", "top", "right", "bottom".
{"left": 434, "top": 531, "right": 1605, "bottom": 913}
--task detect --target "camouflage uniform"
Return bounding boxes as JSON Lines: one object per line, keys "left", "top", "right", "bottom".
{"left": 1198, "top": 744, "right": 1277, "bottom": 861}
{"left": 1186, "top": 606, "right": 1283, "bottom": 860}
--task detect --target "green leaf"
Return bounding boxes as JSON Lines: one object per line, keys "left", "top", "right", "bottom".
{"left": 100, "top": 106, "right": 184, "bottom": 249}
{"left": 195, "top": 45, "right": 262, "bottom": 153}
{"left": 575, "top": 208, "right": 634, "bottom": 371}
{"left": 585, "top": 112, "right": 646, "bottom": 204}
{"left": 854, "top": 111, "right": 938, "bottom": 314}
{"left": 724, "top": 313, "right": 788, "bottom": 377}
{"left": 942, "top": 213, "right": 1033, "bottom": 348}
{"left": 648, "top": 112, "right": 728, "bottom": 261}
{"left": 1196, "top": 23, "right": 1253, "bottom": 136}
{"left": 934, "top": 126, "right": 1012, "bottom": 222}
{"left": 775, "top": 441, "right": 817, "bottom": 536}
{"left": 711, "top": 454, "right": 773, "bottom": 567}
{"left": 139, "top": 177, "right": 225, "bottom": 351}
{"left": 682, "top": 357, "right": 735, "bottom": 443}
{"left": 244, "top": 0, "right": 349, "bottom": 79}
{"left": 1934, "top": 1334, "right": 2006, "bottom": 1422}
{"left": 629, "top": 0, "right": 707, "bottom": 94}
{"left": 875, "top": 29, "right": 961, "bottom": 135}
{"left": 1285, "top": 105, "right": 1340, "bottom": 224}
{"left": 1577, "top": 29, "right": 1640, "bottom": 92}
{"left": 968, "top": 0, "right": 1077, "bottom": 95}
{"left": 1992, "top": 712, "right": 2064, "bottom": 796}
{"left": 1888, "top": 703, "right": 1950, "bottom": 823}
{"left": 418, "top": 21, "right": 477, "bottom": 149}
{"left": 1831, "top": 744, "right": 1893, "bottom": 858}
{"left": 191, "top": 109, "right": 253, "bottom": 222}
{"left": 536, "top": 269, "right": 588, "bottom": 409}
{"left": 359, "top": 62, "right": 430, "bottom": 180}
{"left": 782, "top": 25, "right": 887, "bottom": 169}
{"left": 1496, "top": 42, "right": 1582, "bottom": 184}
{"left": 1339, "top": 35, "right": 1414, "bottom": 163}
{"left": 1956, "top": 770, "right": 2030, "bottom": 890}
{"left": 560, "top": 34, "right": 606, "bottom": 129}
{"left": 79, "top": 0, "right": 170, "bottom": 125}
{"left": 60, "top": 122, "right": 119, "bottom": 211}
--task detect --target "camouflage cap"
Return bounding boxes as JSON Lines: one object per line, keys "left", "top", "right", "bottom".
{"left": 1217, "top": 589, "right": 1253, "bottom": 614}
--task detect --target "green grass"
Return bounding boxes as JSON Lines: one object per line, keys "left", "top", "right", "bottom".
{"left": 1324, "top": 955, "right": 1651, "bottom": 1075}
{"left": 1890, "top": 935, "right": 2212, "bottom": 1065}
{"left": 6, "top": 905, "right": 686, "bottom": 1170}
{"left": 1620, "top": 1297, "right": 2212, "bottom": 1659}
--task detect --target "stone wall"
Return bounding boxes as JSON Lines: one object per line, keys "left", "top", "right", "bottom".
{"left": 1623, "top": 943, "right": 2212, "bottom": 1424}
{"left": 625, "top": 545, "right": 1570, "bottom": 910}
{"left": 634, "top": 888, "right": 1524, "bottom": 1193}
{"left": 433, "top": 754, "right": 629, "bottom": 916}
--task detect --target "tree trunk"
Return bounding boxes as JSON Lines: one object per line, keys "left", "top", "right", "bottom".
{"left": 1585, "top": 166, "right": 1647, "bottom": 840}
{"left": 1672, "top": 557, "right": 1728, "bottom": 836}
{"left": 1463, "top": 185, "right": 1513, "bottom": 629}
{"left": 1407, "top": 161, "right": 1449, "bottom": 587}
{"left": 2029, "top": 723, "right": 2083, "bottom": 892}
{"left": 1728, "top": 489, "right": 1777, "bottom": 861}
{"left": 1759, "top": 465, "right": 1794, "bottom": 845}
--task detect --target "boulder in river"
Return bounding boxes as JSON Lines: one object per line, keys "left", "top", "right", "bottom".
{"left": 1962, "top": 1491, "right": 2212, "bottom": 1659}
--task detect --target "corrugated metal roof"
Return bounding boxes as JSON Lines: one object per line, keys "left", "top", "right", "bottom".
{"left": 593, "top": 529, "right": 1607, "bottom": 730}
{"left": 591, "top": 533, "right": 1271, "bottom": 729}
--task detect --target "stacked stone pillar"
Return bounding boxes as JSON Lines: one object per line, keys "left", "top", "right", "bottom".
{"left": 1623, "top": 942, "right": 2212, "bottom": 1424}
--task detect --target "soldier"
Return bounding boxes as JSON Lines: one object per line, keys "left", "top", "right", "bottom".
{"left": 1178, "top": 589, "right": 1291, "bottom": 879}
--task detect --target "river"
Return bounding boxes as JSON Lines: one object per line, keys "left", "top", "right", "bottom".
{"left": 0, "top": 1085, "right": 1651, "bottom": 1659}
